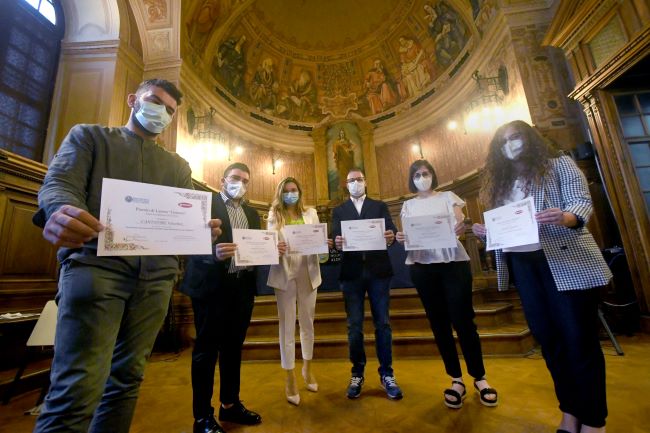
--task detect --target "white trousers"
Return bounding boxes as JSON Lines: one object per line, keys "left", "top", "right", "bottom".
{"left": 274, "top": 263, "right": 317, "bottom": 370}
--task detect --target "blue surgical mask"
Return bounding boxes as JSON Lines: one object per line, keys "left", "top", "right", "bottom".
{"left": 282, "top": 191, "right": 299, "bottom": 205}
{"left": 134, "top": 100, "right": 172, "bottom": 134}
{"left": 225, "top": 180, "right": 246, "bottom": 199}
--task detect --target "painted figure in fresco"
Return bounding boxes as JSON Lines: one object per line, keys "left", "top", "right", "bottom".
{"left": 424, "top": 2, "right": 468, "bottom": 68}
{"left": 333, "top": 129, "right": 355, "bottom": 191}
{"left": 249, "top": 57, "right": 279, "bottom": 114}
{"left": 214, "top": 35, "right": 246, "bottom": 97}
{"left": 398, "top": 36, "right": 431, "bottom": 99}
{"left": 187, "top": 0, "right": 219, "bottom": 49}
{"left": 364, "top": 59, "right": 399, "bottom": 115}
{"left": 286, "top": 69, "right": 316, "bottom": 121}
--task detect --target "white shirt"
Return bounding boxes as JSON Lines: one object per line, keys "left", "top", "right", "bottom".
{"left": 350, "top": 194, "right": 366, "bottom": 215}
{"left": 400, "top": 192, "right": 470, "bottom": 264}
{"left": 502, "top": 179, "right": 542, "bottom": 253}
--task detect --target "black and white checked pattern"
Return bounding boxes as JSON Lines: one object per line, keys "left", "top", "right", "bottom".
{"left": 220, "top": 191, "right": 249, "bottom": 273}
{"left": 494, "top": 155, "right": 612, "bottom": 291}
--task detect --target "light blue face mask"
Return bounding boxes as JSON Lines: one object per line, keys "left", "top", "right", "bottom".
{"left": 282, "top": 191, "right": 299, "bottom": 205}
{"left": 134, "top": 100, "right": 172, "bottom": 134}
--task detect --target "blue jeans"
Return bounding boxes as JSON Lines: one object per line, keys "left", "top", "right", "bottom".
{"left": 34, "top": 261, "right": 173, "bottom": 433}
{"left": 341, "top": 269, "right": 393, "bottom": 377}
{"left": 507, "top": 250, "right": 607, "bottom": 428}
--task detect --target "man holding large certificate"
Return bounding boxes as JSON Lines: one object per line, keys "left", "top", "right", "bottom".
{"left": 331, "top": 167, "right": 403, "bottom": 401}
{"left": 33, "top": 80, "right": 222, "bottom": 433}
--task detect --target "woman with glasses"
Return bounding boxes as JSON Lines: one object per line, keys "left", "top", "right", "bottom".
{"left": 267, "top": 177, "right": 323, "bottom": 406}
{"left": 396, "top": 159, "right": 497, "bottom": 409}
{"left": 472, "top": 120, "right": 611, "bottom": 433}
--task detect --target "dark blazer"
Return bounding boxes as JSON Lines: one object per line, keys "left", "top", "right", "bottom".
{"left": 179, "top": 193, "right": 261, "bottom": 299}
{"left": 331, "top": 196, "right": 397, "bottom": 281}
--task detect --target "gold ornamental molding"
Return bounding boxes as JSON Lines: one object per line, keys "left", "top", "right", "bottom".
{"left": 544, "top": 0, "right": 622, "bottom": 52}
{"left": 569, "top": 24, "right": 650, "bottom": 101}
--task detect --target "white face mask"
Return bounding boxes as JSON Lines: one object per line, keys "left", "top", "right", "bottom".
{"left": 413, "top": 176, "right": 432, "bottom": 192}
{"left": 347, "top": 180, "right": 366, "bottom": 197}
{"left": 502, "top": 139, "right": 524, "bottom": 160}
{"left": 225, "top": 180, "right": 246, "bottom": 199}
{"left": 134, "top": 100, "right": 172, "bottom": 134}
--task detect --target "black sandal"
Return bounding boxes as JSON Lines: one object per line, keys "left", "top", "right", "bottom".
{"left": 443, "top": 380, "right": 466, "bottom": 409}
{"left": 474, "top": 378, "right": 498, "bottom": 407}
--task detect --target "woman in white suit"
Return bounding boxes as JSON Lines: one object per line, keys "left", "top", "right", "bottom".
{"left": 267, "top": 177, "right": 322, "bottom": 406}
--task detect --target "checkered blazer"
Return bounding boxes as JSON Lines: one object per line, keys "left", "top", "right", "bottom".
{"left": 494, "top": 155, "right": 612, "bottom": 291}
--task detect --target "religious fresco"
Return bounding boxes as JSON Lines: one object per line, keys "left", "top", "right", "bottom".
{"left": 326, "top": 123, "right": 364, "bottom": 200}
{"left": 191, "top": 0, "right": 491, "bottom": 126}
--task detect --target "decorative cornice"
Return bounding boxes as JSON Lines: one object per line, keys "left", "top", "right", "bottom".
{"left": 0, "top": 149, "right": 48, "bottom": 186}
{"left": 569, "top": 24, "right": 650, "bottom": 100}
{"left": 544, "top": 0, "right": 621, "bottom": 52}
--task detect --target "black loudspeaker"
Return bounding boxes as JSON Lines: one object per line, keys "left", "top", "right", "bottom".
{"left": 575, "top": 141, "right": 595, "bottom": 160}
{"left": 601, "top": 247, "right": 640, "bottom": 335}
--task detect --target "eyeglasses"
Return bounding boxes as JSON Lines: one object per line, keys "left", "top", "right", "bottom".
{"left": 503, "top": 132, "right": 523, "bottom": 143}
{"left": 346, "top": 177, "right": 365, "bottom": 184}
{"left": 413, "top": 172, "right": 431, "bottom": 179}
{"left": 226, "top": 174, "right": 250, "bottom": 185}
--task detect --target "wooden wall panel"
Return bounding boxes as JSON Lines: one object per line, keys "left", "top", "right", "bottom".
{"left": 0, "top": 196, "right": 57, "bottom": 279}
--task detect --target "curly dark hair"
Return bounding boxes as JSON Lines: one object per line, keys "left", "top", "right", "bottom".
{"left": 479, "top": 120, "right": 561, "bottom": 208}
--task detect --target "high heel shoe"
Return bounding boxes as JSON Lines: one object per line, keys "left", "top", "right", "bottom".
{"left": 286, "top": 370, "right": 300, "bottom": 406}
{"left": 302, "top": 361, "right": 318, "bottom": 392}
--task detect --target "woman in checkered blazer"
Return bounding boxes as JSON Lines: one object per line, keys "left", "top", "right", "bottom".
{"left": 472, "top": 120, "right": 612, "bottom": 433}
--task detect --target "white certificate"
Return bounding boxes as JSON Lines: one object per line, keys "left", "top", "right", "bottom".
{"left": 484, "top": 196, "right": 539, "bottom": 251}
{"left": 232, "top": 229, "right": 279, "bottom": 266}
{"left": 282, "top": 223, "right": 329, "bottom": 255}
{"left": 402, "top": 214, "right": 457, "bottom": 250}
{"left": 97, "top": 178, "right": 212, "bottom": 256}
{"left": 341, "top": 218, "right": 387, "bottom": 251}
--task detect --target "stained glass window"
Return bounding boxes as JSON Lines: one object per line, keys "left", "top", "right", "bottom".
{"left": 0, "top": 1, "right": 62, "bottom": 161}
{"left": 22, "top": 0, "right": 56, "bottom": 25}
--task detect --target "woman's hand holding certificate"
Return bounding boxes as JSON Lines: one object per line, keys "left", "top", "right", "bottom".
{"left": 401, "top": 214, "right": 457, "bottom": 250}
{"left": 282, "top": 223, "right": 328, "bottom": 255}
{"left": 484, "top": 197, "right": 539, "bottom": 251}
{"left": 341, "top": 219, "right": 386, "bottom": 251}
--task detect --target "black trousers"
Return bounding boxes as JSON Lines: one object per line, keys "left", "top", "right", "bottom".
{"left": 507, "top": 250, "right": 607, "bottom": 428}
{"left": 190, "top": 271, "right": 256, "bottom": 419}
{"left": 409, "top": 261, "right": 486, "bottom": 379}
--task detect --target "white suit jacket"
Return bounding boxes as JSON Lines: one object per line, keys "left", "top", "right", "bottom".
{"left": 267, "top": 207, "right": 322, "bottom": 290}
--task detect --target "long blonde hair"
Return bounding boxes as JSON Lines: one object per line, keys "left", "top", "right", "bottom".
{"left": 269, "top": 177, "right": 305, "bottom": 230}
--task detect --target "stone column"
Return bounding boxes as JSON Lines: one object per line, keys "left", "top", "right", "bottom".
{"left": 358, "top": 121, "right": 379, "bottom": 199}
{"left": 311, "top": 126, "right": 330, "bottom": 206}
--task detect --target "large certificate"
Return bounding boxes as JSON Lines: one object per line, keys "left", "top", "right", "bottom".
{"left": 232, "top": 229, "right": 279, "bottom": 266}
{"left": 97, "top": 178, "right": 212, "bottom": 256}
{"left": 282, "top": 223, "right": 329, "bottom": 255}
{"left": 484, "top": 196, "right": 539, "bottom": 251}
{"left": 402, "top": 214, "right": 457, "bottom": 250}
{"left": 341, "top": 218, "right": 387, "bottom": 251}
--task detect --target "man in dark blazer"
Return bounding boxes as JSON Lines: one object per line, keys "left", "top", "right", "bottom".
{"left": 180, "top": 162, "right": 262, "bottom": 433}
{"left": 331, "top": 167, "right": 403, "bottom": 401}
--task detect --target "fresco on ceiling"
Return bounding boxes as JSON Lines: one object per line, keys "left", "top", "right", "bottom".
{"left": 207, "top": 0, "right": 474, "bottom": 124}
{"left": 327, "top": 123, "right": 364, "bottom": 200}
{"left": 186, "top": 0, "right": 220, "bottom": 51}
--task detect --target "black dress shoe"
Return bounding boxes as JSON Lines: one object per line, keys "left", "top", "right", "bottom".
{"left": 218, "top": 401, "right": 262, "bottom": 425}
{"left": 193, "top": 416, "right": 226, "bottom": 433}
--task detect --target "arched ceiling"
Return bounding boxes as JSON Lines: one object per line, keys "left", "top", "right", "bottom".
{"left": 183, "top": 0, "right": 488, "bottom": 129}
